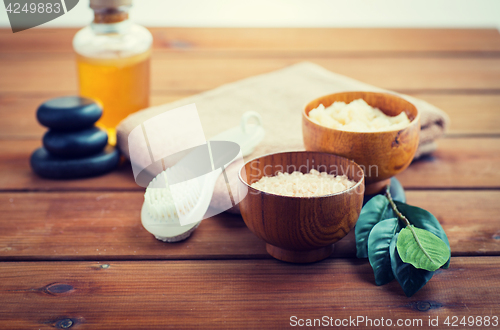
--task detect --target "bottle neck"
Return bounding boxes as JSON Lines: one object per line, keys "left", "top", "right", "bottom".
{"left": 91, "top": 7, "right": 131, "bottom": 34}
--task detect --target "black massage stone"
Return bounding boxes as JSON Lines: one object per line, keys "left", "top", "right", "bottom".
{"left": 43, "top": 127, "right": 108, "bottom": 158}
{"left": 30, "top": 146, "right": 120, "bottom": 179}
{"left": 36, "top": 96, "right": 102, "bottom": 131}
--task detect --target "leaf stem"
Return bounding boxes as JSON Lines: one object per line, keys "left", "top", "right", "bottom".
{"left": 385, "top": 186, "right": 411, "bottom": 227}
{"left": 385, "top": 186, "right": 438, "bottom": 266}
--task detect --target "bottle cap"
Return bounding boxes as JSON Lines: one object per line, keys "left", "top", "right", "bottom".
{"left": 90, "top": 0, "right": 132, "bottom": 9}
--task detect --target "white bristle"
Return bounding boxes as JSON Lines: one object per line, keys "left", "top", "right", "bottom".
{"left": 143, "top": 170, "right": 201, "bottom": 225}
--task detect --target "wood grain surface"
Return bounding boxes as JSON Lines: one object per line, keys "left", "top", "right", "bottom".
{"left": 1, "top": 54, "right": 499, "bottom": 93}
{"left": 0, "top": 258, "right": 498, "bottom": 329}
{"left": 1, "top": 28, "right": 500, "bottom": 53}
{"left": 0, "top": 191, "right": 498, "bottom": 261}
{"left": 0, "top": 27, "right": 499, "bottom": 329}
{"left": 2, "top": 93, "right": 499, "bottom": 139}
{"left": 1, "top": 138, "right": 499, "bottom": 191}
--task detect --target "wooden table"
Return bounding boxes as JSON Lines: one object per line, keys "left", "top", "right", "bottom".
{"left": 1, "top": 28, "right": 499, "bottom": 329}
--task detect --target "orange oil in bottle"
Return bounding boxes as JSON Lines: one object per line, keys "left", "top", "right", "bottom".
{"left": 76, "top": 50, "right": 150, "bottom": 144}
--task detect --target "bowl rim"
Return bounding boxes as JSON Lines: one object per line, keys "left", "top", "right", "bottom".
{"left": 302, "top": 91, "right": 421, "bottom": 135}
{"left": 238, "top": 150, "right": 365, "bottom": 199}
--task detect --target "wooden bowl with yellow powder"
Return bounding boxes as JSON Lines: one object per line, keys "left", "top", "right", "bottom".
{"left": 302, "top": 91, "right": 420, "bottom": 194}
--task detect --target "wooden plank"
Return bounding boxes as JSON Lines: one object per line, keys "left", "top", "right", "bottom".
{"left": 0, "top": 140, "right": 139, "bottom": 191}
{"left": 2, "top": 93, "right": 498, "bottom": 139}
{"left": 0, "top": 257, "right": 498, "bottom": 329}
{"left": 149, "top": 28, "right": 500, "bottom": 53}
{"left": 0, "top": 191, "right": 498, "bottom": 261}
{"left": 0, "top": 93, "right": 188, "bottom": 139}
{"left": 1, "top": 28, "right": 500, "bottom": 53}
{"left": 0, "top": 192, "right": 266, "bottom": 261}
{"left": 0, "top": 137, "right": 498, "bottom": 191}
{"left": 1, "top": 54, "right": 500, "bottom": 93}
{"left": 396, "top": 137, "right": 500, "bottom": 188}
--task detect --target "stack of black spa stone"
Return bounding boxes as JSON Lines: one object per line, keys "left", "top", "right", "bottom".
{"left": 31, "top": 96, "right": 120, "bottom": 179}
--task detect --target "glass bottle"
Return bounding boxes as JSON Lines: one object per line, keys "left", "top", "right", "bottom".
{"left": 73, "top": 0, "right": 152, "bottom": 145}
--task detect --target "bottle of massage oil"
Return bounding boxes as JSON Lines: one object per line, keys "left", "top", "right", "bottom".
{"left": 73, "top": 0, "right": 152, "bottom": 144}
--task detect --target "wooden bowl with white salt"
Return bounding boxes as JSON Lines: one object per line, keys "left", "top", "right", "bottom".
{"left": 238, "top": 151, "right": 364, "bottom": 263}
{"left": 302, "top": 91, "right": 420, "bottom": 195}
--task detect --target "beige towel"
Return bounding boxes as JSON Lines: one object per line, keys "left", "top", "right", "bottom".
{"left": 117, "top": 62, "right": 449, "bottom": 213}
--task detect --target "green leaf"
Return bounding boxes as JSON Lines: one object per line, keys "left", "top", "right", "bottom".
{"left": 391, "top": 202, "right": 451, "bottom": 269}
{"left": 355, "top": 195, "right": 392, "bottom": 258}
{"left": 367, "top": 218, "right": 402, "bottom": 285}
{"left": 397, "top": 226, "right": 450, "bottom": 272}
{"left": 390, "top": 233, "right": 434, "bottom": 297}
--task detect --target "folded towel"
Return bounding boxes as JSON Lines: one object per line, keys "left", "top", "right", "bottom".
{"left": 117, "top": 62, "right": 449, "bottom": 213}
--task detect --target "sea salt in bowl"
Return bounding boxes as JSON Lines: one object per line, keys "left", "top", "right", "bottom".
{"left": 238, "top": 151, "right": 364, "bottom": 263}
{"left": 302, "top": 92, "right": 420, "bottom": 194}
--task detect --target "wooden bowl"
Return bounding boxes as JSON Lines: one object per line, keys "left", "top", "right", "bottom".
{"left": 238, "top": 151, "right": 365, "bottom": 263}
{"left": 302, "top": 91, "right": 420, "bottom": 194}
